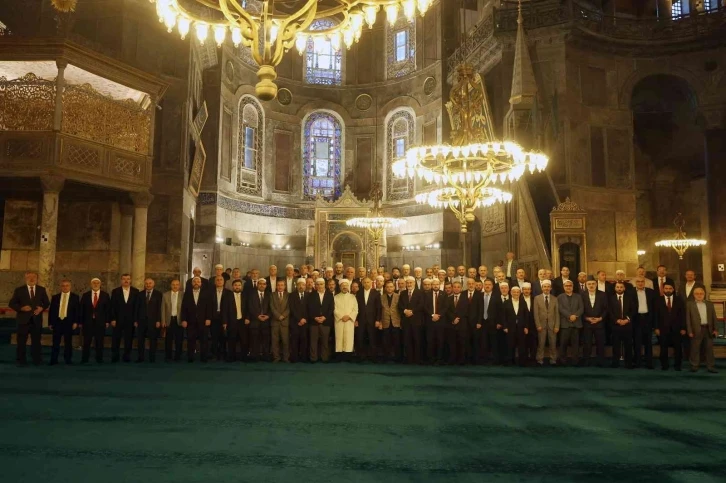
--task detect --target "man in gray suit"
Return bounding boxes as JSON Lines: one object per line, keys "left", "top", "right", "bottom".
{"left": 557, "top": 280, "right": 583, "bottom": 366}
{"left": 686, "top": 287, "right": 718, "bottom": 373}
{"left": 162, "top": 279, "right": 184, "bottom": 361}
{"left": 270, "top": 279, "right": 290, "bottom": 362}
{"left": 533, "top": 280, "right": 559, "bottom": 365}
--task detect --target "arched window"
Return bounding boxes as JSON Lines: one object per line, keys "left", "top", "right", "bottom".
{"left": 305, "top": 19, "right": 342, "bottom": 85}
{"left": 303, "top": 111, "right": 342, "bottom": 200}
{"left": 386, "top": 17, "right": 416, "bottom": 79}
{"left": 386, "top": 110, "right": 415, "bottom": 200}
{"left": 237, "top": 95, "right": 263, "bottom": 196}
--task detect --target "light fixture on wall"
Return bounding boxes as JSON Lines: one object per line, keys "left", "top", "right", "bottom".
{"left": 215, "top": 236, "right": 225, "bottom": 243}
{"left": 402, "top": 245, "right": 421, "bottom": 251}
{"left": 272, "top": 244, "right": 292, "bottom": 250}
{"left": 425, "top": 242, "right": 441, "bottom": 249}
{"left": 637, "top": 249, "right": 646, "bottom": 256}
{"left": 346, "top": 183, "right": 406, "bottom": 269}
{"left": 655, "top": 212, "right": 706, "bottom": 260}
{"left": 147, "top": 0, "right": 431, "bottom": 101}
{"left": 392, "top": 63, "right": 548, "bottom": 233}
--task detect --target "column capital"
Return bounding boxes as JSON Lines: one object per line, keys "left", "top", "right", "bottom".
{"left": 56, "top": 59, "right": 69, "bottom": 70}
{"left": 130, "top": 190, "right": 154, "bottom": 208}
{"left": 40, "top": 174, "right": 65, "bottom": 193}
{"left": 119, "top": 204, "right": 135, "bottom": 217}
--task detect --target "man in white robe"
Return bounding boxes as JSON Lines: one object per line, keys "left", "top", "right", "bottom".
{"left": 334, "top": 279, "right": 358, "bottom": 361}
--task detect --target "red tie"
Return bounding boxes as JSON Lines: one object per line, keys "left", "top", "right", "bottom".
{"left": 93, "top": 292, "right": 98, "bottom": 308}
{"left": 666, "top": 296, "right": 672, "bottom": 311}
{"left": 30, "top": 286, "right": 35, "bottom": 299}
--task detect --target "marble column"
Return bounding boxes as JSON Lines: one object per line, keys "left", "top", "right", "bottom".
{"left": 39, "top": 175, "right": 65, "bottom": 288}
{"left": 129, "top": 191, "right": 154, "bottom": 289}
{"left": 705, "top": 127, "right": 726, "bottom": 288}
{"left": 119, "top": 204, "right": 134, "bottom": 277}
{"left": 54, "top": 60, "right": 67, "bottom": 131}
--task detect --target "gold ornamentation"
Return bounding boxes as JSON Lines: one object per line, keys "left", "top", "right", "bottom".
{"left": 113, "top": 156, "right": 143, "bottom": 177}
{"left": 51, "top": 0, "right": 78, "bottom": 13}
{"left": 5, "top": 139, "right": 44, "bottom": 160}
{"left": 0, "top": 73, "right": 54, "bottom": 131}
{"left": 552, "top": 197, "right": 585, "bottom": 212}
{"left": 62, "top": 83, "right": 151, "bottom": 154}
{"left": 61, "top": 142, "right": 101, "bottom": 170}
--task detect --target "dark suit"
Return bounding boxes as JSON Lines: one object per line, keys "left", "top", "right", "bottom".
{"left": 226, "top": 290, "right": 248, "bottom": 361}
{"left": 110, "top": 286, "right": 140, "bottom": 362}
{"left": 531, "top": 279, "right": 544, "bottom": 297}
{"left": 424, "top": 289, "right": 448, "bottom": 363}
{"left": 608, "top": 292, "right": 636, "bottom": 367}
{"left": 247, "top": 290, "right": 272, "bottom": 360}
{"left": 306, "top": 291, "right": 335, "bottom": 362}
{"left": 264, "top": 276, "right": 282, "bottom": 294}
{"left": 479, "top": 290, "right": 501, "bottom": 364}
{"left": 9, "top": 284, "right": 50, "bottom": 364}
{"left": 463, "top": 290, "right": 482, "bottom": 363}
{"left": 288, "top": 291, "right": 309, "bottom": 362}
{"left": 652, "top": 277, "right": 676, "bottom": 296}
{"left": 398, "top": 288, "right": 425, "bottom": 364}
{"left": 632, "top": 287, "right": 657, "bottom": 368}
{"left": 552, "top": 277, "right": 578, "bottom": 296}
{"left": 181, "top": 289, "right": 212, "bottom": 362}
{"left": 580, "top": 290, "right": 608, "bottom": 366}
{"left": 503, "top": 298, "right": 531, "bottom": 366}
{"left": 445, "top": 293, "right": 469, "bottom": 364}
{"left": 79, "top": 290, "right": 111, "bottom": 363}
{"left": 136, "top": 289, "right": 163, "bottom": 362}
{"left": 185, "top": 277, "right": 210, "bottom": 294}
{"left": 355, "top": 289, "right": 382, "bottom": 361}
{"left": 48, "top": 291, "right": 80, "bottom": 364}
{"left": 209, "top": 288, "right": 235, "bottom": 359}
{"left": 654, "top": 294, "right": 685, "bottom": 370}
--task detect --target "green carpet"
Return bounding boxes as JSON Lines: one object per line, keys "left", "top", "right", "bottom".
{"left": 0, "top": 345, "right": 724, "bottom": 483}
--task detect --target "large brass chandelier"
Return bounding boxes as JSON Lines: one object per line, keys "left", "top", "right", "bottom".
{"left": 150, "top": 0, "right": 432, "bottom": 100}
{"left": 392, "top": 63, "right": 548, "bottom": 233}
{"left": 346, "top": 184, "right": 406, "bottom": 268}
{"left": 655, "top": 212, "right": 707, "bottom": 260}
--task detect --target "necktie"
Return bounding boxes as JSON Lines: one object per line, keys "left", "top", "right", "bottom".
{"left": 468, "top": 292, "right": 472, "bottom": 301}
{"left": 659, "top": 278, "right": 664, "bottom": 296}
{"left": 300, "top": 293, "right": 303, "bottom": 301}
{"left": 581, "top": 283, "right": 585, "bottom": 291}
{"left": 619, "top": 295, "right": 623, "bottom": 319}
{"left": 545, "top": 295, "right": 549, "bottom": 309}
{"left": 454, "top": 295, "right": 459, "bottom": 307}
{"left": 147, "top": 291, "right": 151, "bottom": 302}
{"left": 30, "top": 286, "right": 35, "bottom": 299}
{"left": 279, "top": 292, "right": 283, "bottom": 301}
{"left": 484, "top": 293, "right": 489, "bottom": 319}
{"left": 93, "top": 291, "right": 98, "bottom": 308}
{"left": 60, "top": 293, "right": 67, "bottom": 319}
{"left": 433, "top": 292, "right": 437, "bottom": 313}
{"left": 667, "top": 296, "right": 672, "bottom": 311}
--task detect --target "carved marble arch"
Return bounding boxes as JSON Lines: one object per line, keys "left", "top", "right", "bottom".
{"left": 237, "top": 95, "right": 263, "bottom": 197}
{"left": 386, "top": 109, "right": 415, "bottom": 201}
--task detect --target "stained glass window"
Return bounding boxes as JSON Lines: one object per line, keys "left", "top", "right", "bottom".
{"left": 304, "top": 112, "right": 342, "bottom": 200}
{"left": 387, "top": 110, "right": 415, "bottom": 200}
{"left": 386, "top": 17, "right": 416, "bottom": 79}
{"left": 237, "top": 95, "right": 263, "bottom": 196}
{"left": 305, "top": 19, "right": 342, "bottom": 85}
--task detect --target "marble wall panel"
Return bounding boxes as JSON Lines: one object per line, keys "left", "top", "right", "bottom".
{"left": 57, "top": 201, "right": 111, "bottom": 251}
{"left": 615, "top": 211, "right": 638, "bottom": 263}
{"left": 2, "top": 201, "right": 38, "bottom": 250}
{"left": 587, "top": 210, "right": 617, "bottom": 262}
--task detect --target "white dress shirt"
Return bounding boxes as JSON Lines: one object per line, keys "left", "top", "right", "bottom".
{"left": 123, "top": 288, "right": 130, "bottom": 303}
{"left": 193, "top": 289, "right": 200, "bottom": 304}
{"left": 234, "top": 292, "right": 243, "bottom": 319}
{"left": 636, "top": 289, "right": 648, "bottom": 313}
{"left": 685, "top": 281, "right": 695, "bottom": 299}
{"left": 216, "top": 289, "right": 223, "bottom": 311}
{"left": 589, "top": 292, "right": 596, "bottom": 307}
{"left": 59, "top": 292, "right": 68, "bottom": 319}
{"left": 171, "top": 291, "right": 179, "bottom": 317}
{"left": 364, "top": 289, "right": 370, "bottom": 305}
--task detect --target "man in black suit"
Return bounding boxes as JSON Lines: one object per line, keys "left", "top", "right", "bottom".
{"left": 552, "top": 266, "right": 577, "bottom": 296}
{"left": 307, "top": 278, "right": 335, "bottom": 362}
{"left": 655, "top": 282, "right": 686, "bottom": 371}
{"left": 632, "top": 277, "right": 657, "bottom": 369}
{"left": 181, "top": 276, "right": 212, "bottom": 362}
{"left": 463, "top": 277, "right": 482, "bottom": 363}
{"left": 247, "top": 278, "right": 271, "bottom": 361}
{"left": 355, "top": 277, "right": 382, "bottom": 362}
{"left": 503, "top": 286, "right": 531, "bottom": 366}
{"left": 135, "top": 277, "right": 163, "bottom": 363}
{"left": 48, "top": 279, "right": 80, "bottom": 365}
{"left": 9, "top": 271, "right": 50, "bottom": 366}
{"left": 652, "top": 265, "right": 675, "bottom": 297}
{"left": 608, "top": 282, "right": 635, "bottom": 368}
{"left": 580, "top": 277, "right": 608, "bottom": 367}
{"left": 264, "top": 265, "right": 279, "bottom": 294}
{"left": 445, "top": 281, "right": 469, "bottom": 365}
{"left": 424, "top": 279, "right": 447, "bottom": 365}
{"left": 479, "top": 279, "right": 500, "bottom": 365}
{"left": 226, "top": 279, "right": 248, "bottom": 362}
{"left": 681, "top": 270, "right": 705, "bottom": 302}
{"left": 209, "top": 275, "right": 235, "bottom": 360}
{"left": 399, "top": 277, "right": 425, "bottom": 364}
{"left": 79, "top": 278, "right": 111, "bottom": 363}
{"left": 288, "top": 278, "right": 309, "bottom": 363}
{"left": 110, "top": 273, "right": 139, "bottom": 363}
{"left": 185, "top": 267, "right": 210, "bottom": 293}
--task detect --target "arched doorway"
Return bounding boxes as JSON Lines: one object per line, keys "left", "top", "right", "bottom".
{"left": 330, "top": 231, "right": 364, "bottom": 270}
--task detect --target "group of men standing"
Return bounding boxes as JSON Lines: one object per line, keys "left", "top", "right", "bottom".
{"left": 7, "top": 259, "right": 720, "bottom": 373}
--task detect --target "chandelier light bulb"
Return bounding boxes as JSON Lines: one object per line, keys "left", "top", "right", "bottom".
{"left": 417, "top": 0, "right": 431, "bottom": 15}
{"left": 343, "top": 27, "right": 355, "bottom": 49}
{"left": 177, "top": 16, "right": 190, "bottom": 39}
{"left": 363, "top": 5, "right": 378, "bottom": 28}
{"left": 163, "top": 11, "right": 177, "bottom": 32}
{"left": 231, "top": 27, "right": 242, "bottom": 47}
{"left": 385, "top": 4, "right": 399, "bottom": 25}
{"left": 195, "top": 22, "right": 209, "bottom": 45}
{"left": 350, "top": 11, "right": 364, "bottom": 32}
{"left": 269, "top": 22, "right": 279, "bottom": 43}
{"left": 214, "top": 25, "right": 226, "bottom": 47}
{"left": 403, "top": 0, "right": 416, "bottom": 21}
{"left": 330, "top": 31, "right": 342, "bottom": 51}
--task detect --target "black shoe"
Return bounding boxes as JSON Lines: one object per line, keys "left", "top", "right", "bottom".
{"left": 690, "top": 368, "right": 698, "bottom": 372}
{"left": 122, "top": 357, "right": 131, "bottom": 363}
{"left": 674, "top": 366, "right": 681, "bottom": 372}
{"left": 49, "top": 361, "right": 58, "bottom": 366}
{"left": 188, "top": 359, "right": 194, "bottom": 363}
{"left": 16, "top": 362, "right": 27, "bottom": 368}
{"left": 65, "top": 361, "right": 73, "bottom": 365}
{"left": 708, "top": 368, "right": 718, "bottom": 374}
{"left": 661, "top": 367, "right": 669, "bottom": 371}
{"left": 135, "top": 359, "right": 144, "bottom": 363}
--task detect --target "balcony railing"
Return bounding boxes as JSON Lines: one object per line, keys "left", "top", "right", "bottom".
{"left": 448, "top": 0, "right": 726, "bottom": 71}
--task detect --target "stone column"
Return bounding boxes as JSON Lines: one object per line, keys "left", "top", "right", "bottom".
{"left": 39, "top": 175, "right": 65, "bottom": 287}
{"left": 119, "top": 204, "right": 134, "bottom": 277}
{"left": 54, "top": 60, "right": 67, "bottom": 131}
{"left": 129, "top": 191, "right": 154, "bottom": 289}
{"left": 705, "top": 127, "right": 726, "bottom": 289}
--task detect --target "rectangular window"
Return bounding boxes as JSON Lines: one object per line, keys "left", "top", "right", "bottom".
{"left": 671, "top": 0, "right": 682, "bottom": 17}
{"left": 243, "top": 126, "right": 256, "bottom": 169}
{"left": 395, "top": 30, "right": 407, "bottom": 62}
{"left": 394, "top": 137, "right": 406, "bottom": 158}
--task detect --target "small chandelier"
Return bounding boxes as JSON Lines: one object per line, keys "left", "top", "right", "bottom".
{"left": 393, "top": 63, "right": 548, "bottom": 232}
{"left": 655, "top": 212, "right": 706, "bottom": 259}
{"left": 346, "top": 184, "right": 406, "bottom": 267}
{"left": 149, "top": 0, "right": 432, "bottom": 101}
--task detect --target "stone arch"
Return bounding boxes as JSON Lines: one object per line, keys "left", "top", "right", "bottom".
{"left": 618, "top": 66, "right": 705, "bottom": 110}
